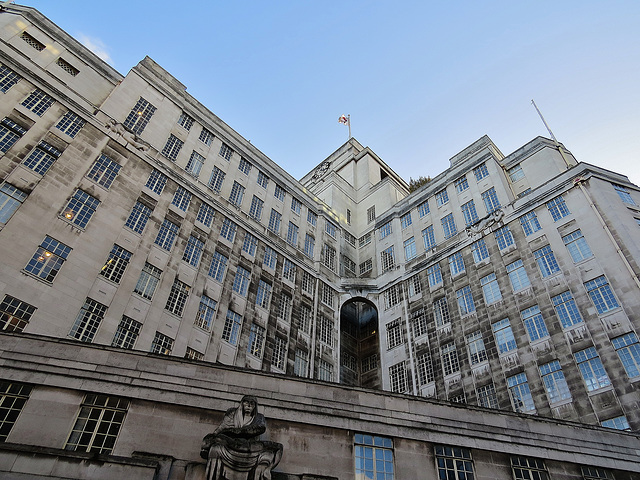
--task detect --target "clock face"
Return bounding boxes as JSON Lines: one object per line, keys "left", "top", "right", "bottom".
{"left": 313, "top": 161, "right": 330, "bottom": 179}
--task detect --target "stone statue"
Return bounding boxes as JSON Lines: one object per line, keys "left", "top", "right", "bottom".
{"left": 465, "top": 207, "right": 505, "bottom": 238}
{"left": 201, "top": 395, "right": 283, "bottom": 480}
{"left": 105, "top": 119, "right": 150, "bottom": 151}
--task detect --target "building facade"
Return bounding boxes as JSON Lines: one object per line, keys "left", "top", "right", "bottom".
{"left": 1, "top": 4, "right": 640, "bottom": 479}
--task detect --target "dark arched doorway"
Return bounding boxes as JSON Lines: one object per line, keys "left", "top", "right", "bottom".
{"left": 339, "top": 298, "right": 381, "bottom": 389}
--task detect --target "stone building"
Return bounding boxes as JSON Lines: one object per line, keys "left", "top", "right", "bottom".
{"left": 1, "top": 3, "right": 640, "bottom": 479}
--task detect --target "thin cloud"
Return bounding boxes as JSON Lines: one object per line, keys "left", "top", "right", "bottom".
{"left": 77, "top": 33, "right": 112, "bottom": 64}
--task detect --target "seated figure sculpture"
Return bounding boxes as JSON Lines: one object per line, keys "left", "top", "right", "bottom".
{"left": 201, "top": 395, "right": 283, "bottom": 480}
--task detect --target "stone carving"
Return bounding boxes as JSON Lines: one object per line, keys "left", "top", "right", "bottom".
{"left": 201, "top": 395, "right": 283, "bottom": 480}
{"left": 311, "top": 160, "right": 331, "bottom": 180}
{"left": 465, "top": 207, "right": 505, "bottom": 238}
{"left": 106, "top": 119, "right": 150, "bottom": 151}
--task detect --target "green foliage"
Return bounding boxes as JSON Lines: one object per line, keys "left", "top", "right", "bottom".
{"left": 409, "top": 175, "right": 432, "bottom": 192}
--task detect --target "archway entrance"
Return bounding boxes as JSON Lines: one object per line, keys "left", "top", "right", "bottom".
{"left": 339, "top": 298, "right": 381, "bottom": 389}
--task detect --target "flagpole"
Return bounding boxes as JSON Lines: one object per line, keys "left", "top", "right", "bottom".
{"left": 348, "top": 114, "right": 351, "bottom": 139}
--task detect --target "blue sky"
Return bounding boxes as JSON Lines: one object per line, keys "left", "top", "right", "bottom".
{"left": 25, "top": 1, "right": 640, "bottom": 185}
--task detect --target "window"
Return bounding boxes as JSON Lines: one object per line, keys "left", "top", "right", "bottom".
{"left": 65, "top": 394, "right": 128, "bottom": 454}
{"left": 478, "top": 273, "right": 501, "bottom": 305}
{"left": 230, "top": 266, "right": 250, "bottom": 297}
{"left": 257, "top": 170, "right": 269, "bottom": 188}
{"left": 435, "top": 188, "right": 449, "bottom": 207}
{"left": 417, "top": 201, "right": 429, "bottom": 217}
{"left": 287, "top": 222, "right": 299, "bottom": 246}
{"left": 22, "top": 89, "right": 54, "bottom": 116}
{"left": 273, "top": 184, "right": 286, "bottom": 202}
{"left": 505, "top": 259, "right": 530, "bottom": 292}
{"left": 521, "top": 305, "right": 549, "bottom": 342}
{"left": 304, "top": 234, "right": 315, "bottom": 258}
{"left": 359, "top": 258, "right": 373, "bottom": 275}
{"left": 379, "top": 221, "right": 392, "bottom": 239}
{"left": 307, "top": 210, "right": 318, "bottom": 226}
{"left": 495, "top": 225, "right": 514, "bottom": 250}
{"left": 471, "top": 239, "right": 489, "bottom": 264}
{"left": 186, "top": 151, "right": 205, "bottom": 177}
{"left": 317, "top": 359, "right": 334, "bottom": 382}
{"left": 172, "top": 186, "right": 192, "bottom": 212}
{"left": 24, "top": 235, "right": 71, "bottom": 282}
{"left": 177, "top": 111, "right": 194, "bottom": 130}
{"left": 344, "top": 231, "right": 357, "bottom": 247}
{"left": 125, "top": 201, "right": 152, "bottom": 234}
{"left": 614, "top": 184, "right": 636, "bottom": 205}
{"left": 427, "top": 264, "right": 442, "bottom": 288}
{"left": 263, "top": 246, "right": 278, "bottom": 269}
{"left": 320, "top": 283, "right": 335, "bottom": 308}
{"left": 208, "top": 251, "right": 228, "bottom": 282}
{"left": 0, "top": 117, "right": 27, "bottom": 153}
{"left": 242, "top": 233, "right": 258, "bottom": 256}
{"left": 23, "top": 141, "right": 63, "bottom": 175}
{"left": 407, "top": 274, "right": 421, "bottom": 297}
{"left": 540, "top": 360, "right": 571, "bottom": 403}
{"left": 477, "top": 383, "right": 498, "bottom": 409}
{"left": 492, "top": 318, "right": 517, "bottom": 354}
{"left": 145, "top": 169, "right": 167, "bottom": 195}
{"left": 354, "top": 434, "right": 394, "bottom": 480}
{"left": 193, "top": 204, "right": 214, "bottom": 229}
{"left": 507, "top": 164, "right": 525, "bottom": 182}
{"left": 416, "top": 353, "right": 434, "bottom": 385}
{"left": 549, "top": 291, "right": 582, "bottom": 329}
{"left": 547, "top": 196, "right": 570, "bottom": 221}
{"left": 448, "top": 251, "right": 465, "bottom": 276}
{"left": 433, "top": 297, "right": 450, "bottom": 328}
{"left": 422, "top": 225, "right": 436, "bottom": 249}
{"left": 455, "top": 176, "right": 469, "bottom": 193}
{"left": 161, "top": 134, "right": 184, "bottom": 161}
{"left": 601, "top": 416, "right": 631, "bottom": 431}
{"left": 238, "top": 158, "right": 252, "bottom": 175}
{"left": 165, "top": 278, "right": 190, "bottom": 316}
{"left": 154, "top": 218, "right": 179, "bottom": 251}
{"left": 134, "top": 262, "right": 162, "bottom": 300}
{"left": 19, "top": 32, "right": 44, "bottom": 49}
{"left": 511, "top": 457, "right": 548, "bottom": 480}
{"left": 219, "top": 217, "right": 237, "bottom": 243}
{"left": 294, "top": 349, "right": 309, "bottom": 377}
{"left": 222, "top": 310, "right": 242, "bottom": 345}
{"left": 441, "top": 213, "right": 457, "bottom": 239}
{"left": 195, "top": 295, "right": 217, "bottom": 331}
{"left": 441, "top": 342, "right": 460, "bottom": 376}
{"left": 507, "top": 373, "right": 535, "bottom": 413}
{"left": 461, "top": 200, "right": 479, "bottom": 226}
{"left": 411, "top": 309, "right": 427, "bottom": 337}
{"left": 199, "top": 127, "right": 213, "bottom": 145}
{"left": 268, "top": 209, "right": 282, "bottom": 234}
{"left": 322, "top": 244, "right": 336, "bottom": 271}
{"left": 386, "top": 320, "right": 403, "bottom": 349}
{"left": 299, "top": 305, "right": 312, "bottom": 334}
{"left": 575, "top": 347, "right": 611, "bottom": 391}
{"left": 389, "top": 362, "right": 408, "bottom": 393}
{"left": 219, "top": 142, "right": 233, "bottom": 160}
{"left": 55, "top": 111, "right": 85, "bottom": 138}
{"left": 582, "top": 466, "right": 612, "bottom": 480}
{"left": 301, "top": 270, "right": 315, "bottom": 295}
{"left": 380, "top": 246, "right": 395, "bottom": 272}
{"left": 256, "top": 279, "right": 272, "bottom": 309}
{"left": 611, "top": 332, "right": 640, "bottom": 379}
{"left": 534, "top": 245, "right": 560, "bottom": 277}
{"left": 123, "top": 97, "right": 156, "bottom": 134}
{"left": 247, "top": 324, "right": 266, "bottom": 357}
{"left": 150, "top": 332, "right": 173, "bottom": 355}
{"left": 56, "top": 57, "right": 79, "bottom": 76}
{"left": 481, "top": 187, "right": 500, "bottom": 214}
{"left": 100, "top": 244, "right": 132, "bottom": 283}
{"left": 0, "top": 382, "right": 32, "bottom": 441}
{"left": 62, "top": 189, "right": 100, "bottom": 229}
{"left": 0, "top": 183, "right": 27, "bottom": 224}
{"left": 402, "top": 237, "right": 416, "bottom": 261}
{"left": 585, "top": 276, "right": 619, "bottom": 314}
{"left": 0, "top": 63, "right": 21, "bottom": 93}
{"left": 325, "top": 220, "right": 337, "bottom": 238}
{"left": 456, "top": 285, "right": 475, "bottom": 316}
{"left": 111, "top": 316, "right": 141, "bottom": 349}
{"left": 87, "top": 154, "right": 121, "bottom": 189}
{"left": 0, "top": 295, "right": 36, "bottom": 332}
{"left": 563, "top": 230, "right": 593, "bottom": 263}
{"left": 520, "top": 211, "right": 541, "bottom": 236}
{"left": 400, "top": 212, "right": 412, "bottom": 229}
{"left": 69, "top": 298, "right": 107, "bottom": 342}
{"left": 208, "top": 166, "right": 225, "bottom": 193}
{"left": 249, "top": 196, "right": 264, "bottom": 221}
{"left": 277, "top": 294, "right": 292, "bottom": 322}
{"left": 317, "top": 315, "right": 334, "bottom": 346}
{"left": 360, "top": 205, "right": 374, "bottom": 225}
{"left": 272, "top": 337, "right": 287, "bottom": 370}
{"left": 473, "top": 163, "right": 489, "bottom": 181}
{"left": 435, "top": 446, "right": 474, "bottom": 480}
{"left": 185, "top": 348, "right": 204, "bottom": 361}
{"left": 181, "top": 235, "right": 204, "bottom": 267}
{"left": 383, "top": 285, "right": 401, "bottom": 309}
{"left": 229, "top": 181, "right": 245, "bottom": 207}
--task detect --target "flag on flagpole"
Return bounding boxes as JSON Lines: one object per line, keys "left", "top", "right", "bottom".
{"left": 338, "top": 114, "right": 349, "bottom": 125}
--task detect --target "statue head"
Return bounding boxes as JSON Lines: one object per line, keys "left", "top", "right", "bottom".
{"left": 240, "top": 395, "right": 258, "bottom": 416}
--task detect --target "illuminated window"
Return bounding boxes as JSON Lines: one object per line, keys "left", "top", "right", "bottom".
{"left": 24, "top": 236, "right": 71, "bottom": 282}
{"left": 123, "top": 97, "right": 156, "bottom": 134}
